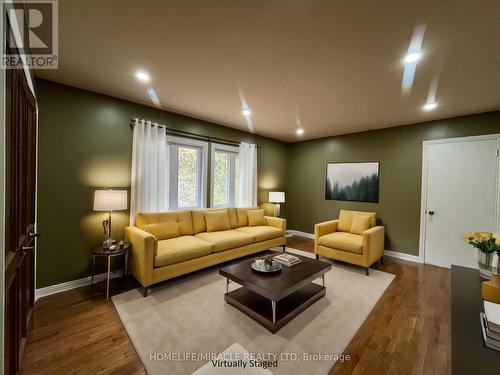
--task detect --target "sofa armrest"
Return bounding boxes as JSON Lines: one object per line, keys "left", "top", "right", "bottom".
{"left": 362, "top": 226, "right": 385, "bottom": 266}
{"left": 125, "top": 226, "right": 157, "bottom": 287}
{"left": 265, "top": 216, "right": 286, "bottom": 236}
{"left": 314, "top": 220, "right": 339, "bottom": 253}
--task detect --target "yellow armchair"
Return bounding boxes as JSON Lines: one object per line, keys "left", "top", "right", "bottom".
{"left": 314, "top": 210, "right": 384, "bottom": 275}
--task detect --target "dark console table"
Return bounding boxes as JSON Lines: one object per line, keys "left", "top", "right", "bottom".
{"left": 452, "top": 265, "right": 500, "bottom": 374}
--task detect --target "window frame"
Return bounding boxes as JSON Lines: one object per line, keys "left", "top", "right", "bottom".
{"left": 167, "top": 135, "right": 208, "bottom": 210}
{"left": 210, "top": 143, "right": 239, "bottom": 208}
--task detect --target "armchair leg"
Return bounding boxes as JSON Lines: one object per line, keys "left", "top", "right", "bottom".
{"left": 380, "top": 256, "right": 384, "bottom": 265}
{"left": 140, "top": 287, "right": 150, "bottom": 297}
{"left": 282, "top": 245, "right": 286, "bottom": 252}
{"left": 315, "top": 254, "right": 319, "bottom": 260}
{"left": 365, "top": 267, "right": 370, "bottom": 276}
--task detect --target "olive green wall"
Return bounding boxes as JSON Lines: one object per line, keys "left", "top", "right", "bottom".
{"left": 287, "top": 111, "right": 500, "bottom": 255}
{"left": 36, "top": 79, "right": 289, "bottom": 288}
{"left": 37, "top": 77, "right": 500, "bottom": 287}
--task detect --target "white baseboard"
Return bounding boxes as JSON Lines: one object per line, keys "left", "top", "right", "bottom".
{"left": 384, "top": 250, "right": 423, "bottom": 263}
{"left": 288, "top": 230, "right": 314, "bottom": 239}
{"left": 35, "top": 270, "right": 124, "bottom": 301}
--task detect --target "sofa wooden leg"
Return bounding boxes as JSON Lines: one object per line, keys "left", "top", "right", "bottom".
{"left": 380, "top": 256, "right": 384, "bottom": 265}
{"left": 365, "top": 268, "right": 370, "bottom": 276}
{"left": 315, "top": 254, "right": 319, "bottom": 260}
{"left": 282, "top": 245, "right": 286, "bottom": 252}
{"left": 140, "top": 287, "right": 150, "bottom": 297}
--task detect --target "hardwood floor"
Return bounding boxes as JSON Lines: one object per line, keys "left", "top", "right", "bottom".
{"left": 21, "top": 236, "right": 450, "bottom": 375}
{"left": 329, "top": 251, "right": 451, "bottom": 374}
{"left": 291, "top": 236, "right": 450, "bottom": 375}
{"left": 20, "top": 279, "right": 146, "bottom": 375}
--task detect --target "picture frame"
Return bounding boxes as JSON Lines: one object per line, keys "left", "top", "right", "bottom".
{"left": 324, "top": 161, "right": 380, "bottom": 203}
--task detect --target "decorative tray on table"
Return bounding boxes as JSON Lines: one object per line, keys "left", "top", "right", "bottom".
{"left": 251, "top": 257, "right": 282, "bottom": 274}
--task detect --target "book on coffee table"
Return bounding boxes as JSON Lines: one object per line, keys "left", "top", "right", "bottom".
{"left": 480, "top": 312, "right": 500, "bottom": 351}
{"left": 274, "top": 253, "right": 302, "bottom": 267}
{"left": 484, "top": 300, "right": 500, "bottom": 334}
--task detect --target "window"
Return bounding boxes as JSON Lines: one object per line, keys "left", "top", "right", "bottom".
{"left": 168, "top": 136, "right": 208, "bottom": 209}
{"left": 210, "top": 143, "right": 239, "bottom": 207}
{"left": 166, "top": 137, "right": 240, "bottom": 210}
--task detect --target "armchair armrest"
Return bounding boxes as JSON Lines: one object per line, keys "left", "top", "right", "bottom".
{"left": 125, "top": 226, "right": 157, "bottom": 287}
{"left": 265, "top": 216, "right": 286, "bottom": 236}
{"left": 314, "top": 220, "right": 339, "bottom": 253}
{"left": 362, "top": 226, "right": 385, "bottom": 266}
{"left": 314, "top": 220, "right": 338, "bottom": 239}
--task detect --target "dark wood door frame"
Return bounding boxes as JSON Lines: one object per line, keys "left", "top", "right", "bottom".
{"left": 3, "top": 21, "right": 38, "bottom": 375}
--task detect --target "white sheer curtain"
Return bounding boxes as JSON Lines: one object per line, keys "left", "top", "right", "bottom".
{"left": 130, "top": 119, "right": 169, "bottom": 225}
{"left": 236, "top": 142, "right": 258, "bottom": 207}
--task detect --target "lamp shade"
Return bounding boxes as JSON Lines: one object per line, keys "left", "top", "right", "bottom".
{"left": 93, "top": 190, "right": 128, "bottom": 211}
{"left": 269, "top": 191, "right": 285, "bottom": 203}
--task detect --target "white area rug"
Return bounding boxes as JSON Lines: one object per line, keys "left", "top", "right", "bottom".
{"left": 112, "top": 248, "right": 394, "bottom": 375}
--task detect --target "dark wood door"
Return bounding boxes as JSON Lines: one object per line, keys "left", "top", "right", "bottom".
{"left": 4, "top": 38, "right": 38, "bottom": 374}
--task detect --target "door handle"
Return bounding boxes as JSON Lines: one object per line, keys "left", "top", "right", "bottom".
{"left": 21, "top": 246, "right": 35, "bottom": 251}
{"left": 29, "top": 232, "right": 40, "bottom": 238}
{"left": 428, "top": 210, "right": 435, "bottom": 216}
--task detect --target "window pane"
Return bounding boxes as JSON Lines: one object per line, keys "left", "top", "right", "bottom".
{"left": 213, "top": 152, "right": 229, "bottom": 206}
{"left": 177, "top": 147, "right": 198, "bottom": 208}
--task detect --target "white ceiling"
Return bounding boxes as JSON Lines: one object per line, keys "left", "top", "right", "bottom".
{"left": 36, "top": 0, "right": 500, "bottom": 142}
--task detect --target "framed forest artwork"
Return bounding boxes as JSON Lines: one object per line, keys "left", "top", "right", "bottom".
{"left": 325, "top": 162, "right": 379, "bottom": 203}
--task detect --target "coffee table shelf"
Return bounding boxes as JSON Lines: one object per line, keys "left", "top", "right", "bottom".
{"left": 220, "top": 250, "right": 331, "bottom": 333}
{"left": 225, "top": 282, "right": 326, "bottom": 333}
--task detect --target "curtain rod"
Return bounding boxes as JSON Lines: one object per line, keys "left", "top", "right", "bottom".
{"left": 129, "top": 118, "right": 261, "bottom": 148}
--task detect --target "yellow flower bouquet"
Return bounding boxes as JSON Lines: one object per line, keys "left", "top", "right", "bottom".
{"left": 463, "top": 232, "right": 500, "bottom": 254}
{"left": 464, "top": 232, "right": 500, "bottom": 279}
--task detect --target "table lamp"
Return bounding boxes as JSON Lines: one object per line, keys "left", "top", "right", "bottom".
{"left": 269, "top": 191, "right": 285, "bottom": 217}
{"left": 93, "top": 189, "right": 128, "bottom": 248}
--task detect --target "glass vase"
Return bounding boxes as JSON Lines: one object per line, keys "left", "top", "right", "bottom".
{"left": 476, "top": 250, "right": 499, "bottom": 279}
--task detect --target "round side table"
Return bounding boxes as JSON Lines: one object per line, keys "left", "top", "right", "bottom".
{"left": 91, "top": 242, "right": 130, "bottom": 299}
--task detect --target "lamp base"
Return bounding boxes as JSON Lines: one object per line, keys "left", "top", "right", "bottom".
{"left": 482, "top": 273, "right": 500, "bottom": 304}
{"left": 273, "top": 203, "right": 281, "bottom": 218}
{"left": 102, "top": 212, "right": 115, "bottom": 248}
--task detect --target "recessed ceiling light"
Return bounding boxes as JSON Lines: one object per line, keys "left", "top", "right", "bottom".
{"left": 135, "top": 71, "right": 150, "bottom": 82}
{"left": 296, "top": 128, "right": 304, "bottom": 136}
{"left": 423, "top": 102, "right": 438, "bottom": 111}
{"left": 404, "top": 52, "right": 422, "bottom": 64}
{"left": 242, "top": 109, "right": 251, "bottom": 116}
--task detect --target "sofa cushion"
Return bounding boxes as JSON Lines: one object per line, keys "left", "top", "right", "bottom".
{"left": 236, "top": 226, "right": 282, "bottom": 242}
{"left": 338, "top": 211, "right": 353, "bottom": 232}
{"left": 247, "top": 209, "right": 266, "bottom": 227}
{"left": 337, "top": 209, "right": 376, "bottom": 232}
{"left": 350, "top": 215, "right": 370, "bottom": 235}
{"left": 143, "top": 222, "right": 180, "bottom": 240}
{"left": 319, "top": 232, "right": 364, "bottom": 254}
{"left": 136, "top": 210, "right": 194, "bottom": 235}
{"left": 236, "top": 207, "right": 260, "bottom": 227}
{"left": 192, "top": 208, "right": 238, "bottom": 234}
{"left": 205, "top": 210, "right": 231, "bottom": 232}
{"left": 226, "top": 208, "right": 239, "bottom": 228}
{"left": 195, "top": 230, "right": 253, "bottom": 252}
{"left": 154, "top": 236, "right": 213, "bottom": 267}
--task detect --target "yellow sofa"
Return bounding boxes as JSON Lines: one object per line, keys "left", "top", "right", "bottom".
{"left": 314, "top": 209, "right": 384, "bottom": 275}
{"left": 125, "top": 207, "right": 286, "bottom": 295}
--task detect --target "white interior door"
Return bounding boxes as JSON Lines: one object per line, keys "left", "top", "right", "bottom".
{"left": 422, "top": 135, "right": 499, "bottom": 269}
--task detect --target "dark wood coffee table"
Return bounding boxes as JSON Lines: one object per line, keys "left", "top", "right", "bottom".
{"left": 219, "top": 250, "right": 331, "bottom": 333}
